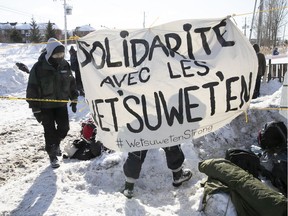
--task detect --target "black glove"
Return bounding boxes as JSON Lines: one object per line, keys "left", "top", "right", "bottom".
{"left": 70, "top": 103, "right": 77, "bottom": 113}
{"left": 32, "top": 108, "right": 42, "bottom": 123}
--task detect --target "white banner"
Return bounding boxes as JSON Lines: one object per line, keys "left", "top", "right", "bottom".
{"left": 77, "top": 18, "right": 257, "bottom": 152}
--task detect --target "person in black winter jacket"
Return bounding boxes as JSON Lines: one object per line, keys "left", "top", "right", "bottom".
{"left": 26, "top": 38, "right": 79, "bottom": 168}
{"left": 252, "top": 44, "right": 266, "bottom": 99}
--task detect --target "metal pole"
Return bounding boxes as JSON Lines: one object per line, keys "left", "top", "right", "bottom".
{"left": 143, "top": 12, "right": 145, "bottom": 28}
{"left": 257, "top": 0, "right": 264, "bottom": 45}
{"left": 64, "top": 0, "right": 67, "bottom": 54}
{"left": 249, "top": 0, "right": 258, "bottom": 42}
{"left": 283, "top": 24, "right": 286, "bottom": 43}
{"left": 244, "top": 17, "right": 247, "bottom": 36}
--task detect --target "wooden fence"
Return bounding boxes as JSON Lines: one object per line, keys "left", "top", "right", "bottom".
{"left": 263, "top": 57, "right": 287, "bottom": 83}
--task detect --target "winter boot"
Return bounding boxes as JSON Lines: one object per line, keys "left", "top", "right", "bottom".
{"left": 172, "top": 168, "right": 192, "bottom": 187}
{"left": 46, "top": 144, "right": 60, "bottom": 168}
{"left": 122, "top": 181, "right": 134, "bottom": 199}
{"left": 50, "top": 156, "right": 60, "bottom": 169}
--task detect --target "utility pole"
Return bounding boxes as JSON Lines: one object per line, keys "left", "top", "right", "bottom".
{"left": 143, "top": 12, "right": 146, "bottom": 28}
{"left": 64, "top": 0, "right": 67, "bottom": 54}
{"left": 242, "top": 17, "right": 250, "bottom": 37}
{"left": 250, "top": 0, "right": 258, "bottom": 42}
{"left": 244, "top": 17, "right": 247, "bottom": 36}
{"left": 53, "top": 0, "right": 72, "bottom": 54}
{"left": 257, "top": 0, "right": 264, "bottom": 45}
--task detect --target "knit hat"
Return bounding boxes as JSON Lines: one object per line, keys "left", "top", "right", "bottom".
{"left": 52, "top": 45, "right": 65, "bottom": 55}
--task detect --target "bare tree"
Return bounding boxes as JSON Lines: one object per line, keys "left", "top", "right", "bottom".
{"left": 256, "top": 0, "right": 287, "bottom": 47}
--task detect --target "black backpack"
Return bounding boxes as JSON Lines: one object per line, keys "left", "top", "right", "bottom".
{"left": 225, "top": 148, "right": 261, "bottom": 179}
{"left": 258, "top": 121, "right": 287, "bottom": 150}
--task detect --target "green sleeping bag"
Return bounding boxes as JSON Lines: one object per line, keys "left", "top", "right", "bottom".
{"left": 198, "top": 158, "right": 287, "bottom": 216}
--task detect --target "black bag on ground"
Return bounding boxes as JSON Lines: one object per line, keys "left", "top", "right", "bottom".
{"left": 272, "top": 159, "right": 287, "bottom": 197}
{"left": 257, "top": 121, "right": 287, "bottom": 196}
{"left": 69, "top": 139, "right": 103, "bottom": 160}
{"left": 64, "top": 118, "right": 113, "bottom": 160}
{"left": 260, "top": 148, "right": 287, "bottom": 197}
{"left": 258, "top": 121, "right": 287, "bottom": 150}
{"left": 225, "top": 148, "right": 261, "bottom": 179}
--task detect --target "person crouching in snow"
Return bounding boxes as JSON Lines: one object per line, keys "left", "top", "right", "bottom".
{"left": 26, "top": 38, "right": 78, "bottom": 168}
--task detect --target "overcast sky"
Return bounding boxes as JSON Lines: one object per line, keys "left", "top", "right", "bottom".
{"left": 0, "top": 0, "right": 259, "bottom": 31}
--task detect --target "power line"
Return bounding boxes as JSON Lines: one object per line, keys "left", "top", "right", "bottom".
{"left": 0, "top": 5, "right": 51, "bottom": 22}
{"left": 0, "top": 5, "right": 31, "bottom": 16}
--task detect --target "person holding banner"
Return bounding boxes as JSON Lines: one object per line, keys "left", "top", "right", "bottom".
{"left": 252, "top": 44, "right": 266, "bottom": 99}
{"left": 26, "top": 38, "right": 79, "bottom": 168}
{"left": 122, "top": 146, "right": 192, "bottom": 198}
{"left": 69, "top": 46, "right": 85, "bottom": 96}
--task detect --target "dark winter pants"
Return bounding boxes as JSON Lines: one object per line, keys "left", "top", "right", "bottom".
{"left": 123, "top": 145, "right": 185, "bottom": 180}
{"left": 41, "top": 106, "right": 70, "bottom": 156}
{"left": 253, "top": 75, "right": 262, "bottom": 98}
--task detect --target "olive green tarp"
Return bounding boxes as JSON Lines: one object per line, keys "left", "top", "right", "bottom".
{"left": 198, "top": 158, "right": 287, "bottom": 216}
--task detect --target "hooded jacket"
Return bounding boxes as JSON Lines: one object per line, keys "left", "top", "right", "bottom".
{"left": 45, "top": 38, "right": 64, "bottom": 62}
{"left": 26, "top": 38, "right": 78, "bottom": 109}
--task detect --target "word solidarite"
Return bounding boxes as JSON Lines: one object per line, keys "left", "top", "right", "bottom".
{"left": 78, "top": 19, "right": 235, "bottom": 69}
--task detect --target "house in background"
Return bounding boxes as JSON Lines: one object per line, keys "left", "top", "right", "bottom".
{"left": 0, "top": 22, "right": 62, "bottom": 43}
{"left": 0, "top": 22, "right": 13, "bottom": 32}
{"left": 0, "top": 22, "right": 14, "bottom": 42}
{"left": 15, "top": 22, "right": 32, "bottom": 43}
{"left": 73, "top": 24, "right": 95, "bottom": 37}
{"left": 0, "top": 22, "right": 95, "bottom": 43}
{"left": 0, "top": 22, "right": 96, "bottom": 43}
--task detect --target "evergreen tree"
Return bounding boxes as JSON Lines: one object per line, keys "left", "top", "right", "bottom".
{"left": 29, "top": 18, "right": 42, "bottom": 43}
{"left": 10, "top": 29, "right": 22, "bottom": 43}
{"left": 45, "top": 20, "right": 57, "bottom": 40}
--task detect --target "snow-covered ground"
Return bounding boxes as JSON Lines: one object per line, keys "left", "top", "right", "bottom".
{"left": 0, "top": 42, "right": 286, "bottom": 216}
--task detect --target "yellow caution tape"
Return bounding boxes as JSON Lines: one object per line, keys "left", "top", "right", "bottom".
{"left": 0, "top": 96, "right": 78, "bottom": 103}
